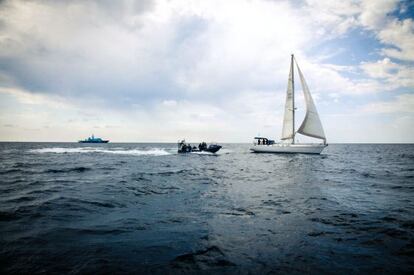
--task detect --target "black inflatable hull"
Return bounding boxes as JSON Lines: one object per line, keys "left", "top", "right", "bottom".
{"left": 205, "top": 145, "right": 222, "bottom": 153}
{"left": 78, "top": 140, "right": 109, "bottom": 143}
{"left": 178, "top": 145, "right": 222, "bottom": 154}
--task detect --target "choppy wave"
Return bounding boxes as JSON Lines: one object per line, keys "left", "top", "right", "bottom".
{"left": 29, "top": 147, "right": 171, "bottom": 156}
{"left": 44, "top": 167, "right": 91, "bottom": 173}
{"left": 189, "top": 149, "right": 232, "bottom": 155}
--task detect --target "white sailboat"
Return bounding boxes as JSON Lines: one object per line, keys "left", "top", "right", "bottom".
{"left": 250, "top": 54, "right": 327, "bottom": 154}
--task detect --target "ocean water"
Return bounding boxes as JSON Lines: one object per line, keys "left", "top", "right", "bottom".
{"left": 0, "top": 143, "right": 413, "bottom": 274}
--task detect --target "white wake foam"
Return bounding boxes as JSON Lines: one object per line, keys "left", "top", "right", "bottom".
{"left": 190, "top": 151, "right": 215, "bottom": 155}
{"left": 189, "top": 148, "right": 232, "bottom": 155}
{"left": 218, "top": 148, "right": 232, "bottom": 154}
{"left": 29, "top": 147, "right": 171, "bottom": 156}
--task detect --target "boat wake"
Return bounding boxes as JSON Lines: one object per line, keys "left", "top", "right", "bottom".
{"left": 29, "top": 147, "right": 171, "bottom": 156}
{"left": 189, "top": 151, "right": 218, "bottom": 155}
{"left": 189, "top": 149, "right": 231, "bottom": 155}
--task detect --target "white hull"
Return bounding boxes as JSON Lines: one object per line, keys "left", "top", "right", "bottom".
{"left": 250, "top": 143, "right": 327, "bottom": 154}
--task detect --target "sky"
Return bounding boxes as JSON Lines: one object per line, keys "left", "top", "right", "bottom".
{"left": 0, "top": 0, "right": 413, "bottom": 143}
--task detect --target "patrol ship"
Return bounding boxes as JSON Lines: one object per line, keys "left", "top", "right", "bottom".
{"left": 78, "top": 134, "right": 109, "bottom": 143}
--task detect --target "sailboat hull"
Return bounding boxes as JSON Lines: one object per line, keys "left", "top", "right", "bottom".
{"left": 250, "top": 144, "right": 327, "bottom": 154}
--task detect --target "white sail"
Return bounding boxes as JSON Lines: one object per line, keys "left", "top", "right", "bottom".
{"left": 295, "top": 61, "right": 326, "bottom": 142}
{"left": 281, "top": 56, "right": 295, "bottom": 141}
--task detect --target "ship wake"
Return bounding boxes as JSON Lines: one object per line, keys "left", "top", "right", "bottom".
{"left": 29, "top": 147, "right": 172, "bottom": 156}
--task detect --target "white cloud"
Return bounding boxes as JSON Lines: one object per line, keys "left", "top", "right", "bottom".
{"left": 359, "top": 0, "right": 399, "bottom": 30}
{"left": 361, "top": 58, "right": 414, "bottom": 88}
{"left": 361, "top": 93, "right": 414, "bottom": 114}
{"left": 355, "top": 0, "right": 414, "bottom": 61}
{"left": 378, "top": 19, "right": 414, "bottom": 61}
{"left": 304, "top": 0, "right": 413, "bottom": 62}
{"left": 0, "top": 87, "right": 70, "bottom": 108}
{"left": 303, "top": 0, "right": 360, "bottom": 36}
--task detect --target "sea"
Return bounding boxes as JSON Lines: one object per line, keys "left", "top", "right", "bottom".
{"left": 0, "top": 142, "right": 413, "bottom": 274}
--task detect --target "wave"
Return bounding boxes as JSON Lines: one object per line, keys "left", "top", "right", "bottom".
{"left": 29, "top": 147, "right": 171, "bottom": 156}
{"left": 188, "top": 148, "right": 232, "bottom": 155}
{"left": 0, "top": 168, "right": 22, "bottom": 175}
{"left": 44, "top": 167, "right": 91, "bottom": 173}
{"left": 171, "top": 245, "right": 235, "bottom": 270}
{"left": 218, "top": 148, "right": 232, "bottom": 154}
{"left": 0, "top": 210, "right": 20, "bottom": 221}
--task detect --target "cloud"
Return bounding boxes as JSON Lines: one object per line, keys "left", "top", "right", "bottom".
{"left": 378, "top": 19, "right": 414, "bottom": 61}
{"left": 302, "top": 0, "right": 400, "bottom": 36}
{"left": 304, "top": 0, "right": 414, "bottom": 61}
{"left": 360, "top": 57, "right": 414, "bottom": 88}
{"left": 0, "top": 0, "right": 406, "bottom": 104}
{"left": 0, "top": 0, "right": 164, "bottom": 104}
{"left": 359, "top": 0, "right": 399, "bottom": 30}
{"left": 361, "top": 93, "right": 414, "bottom": 114}
{"left": 0, "top": 87, "right": 71, "bottom": 108}
{"left": 0, "top": 0, "right": 358, "bottom": 102}
{"left": 357, "top": 0, "right": 414, "bottom": 61}
{"left": 303, "top": 0, "right": 360, "bottom": 36}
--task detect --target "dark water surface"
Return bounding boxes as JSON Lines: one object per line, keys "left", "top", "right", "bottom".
{"left": 0, "top": 143, "right": 413, "bottom": 273}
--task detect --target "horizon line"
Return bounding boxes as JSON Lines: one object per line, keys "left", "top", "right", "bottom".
{"left": 0, "top": 141, "right": 413, "bottom": 145}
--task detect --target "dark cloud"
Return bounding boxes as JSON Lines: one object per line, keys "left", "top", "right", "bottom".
{"left": 0, "top": 0, "right": 175, "bottom": 109}
{"left": 0, "top": 0, "right": 269, "bottom": 111}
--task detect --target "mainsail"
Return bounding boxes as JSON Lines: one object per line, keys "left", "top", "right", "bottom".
{"left": 295, "top": 60, "right": 326, "bottom": 142}
{"left": 281, "top": 55, "right": 295, "bottom": 142}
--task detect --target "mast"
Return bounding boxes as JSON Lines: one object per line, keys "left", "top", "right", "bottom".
{"left": 281, "top": 54, "right": 296, "bottom": 143}
{"left": 291, "top": 54, "right": 295, "bottom": 144}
